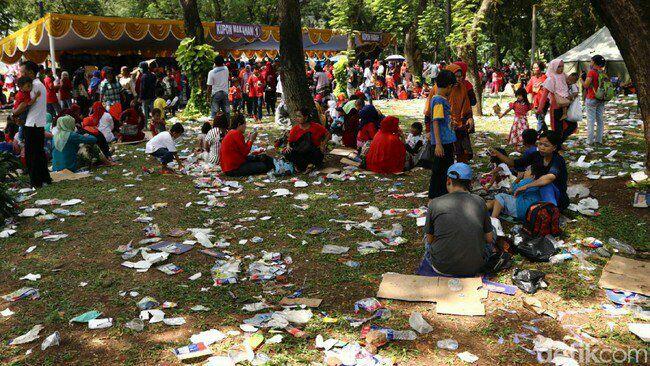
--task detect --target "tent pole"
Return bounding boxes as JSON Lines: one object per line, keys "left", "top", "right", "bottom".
{"left": 48, "top": 32, "right": 57, "bottom": 75}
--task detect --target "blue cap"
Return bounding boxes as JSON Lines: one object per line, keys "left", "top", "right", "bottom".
{"left": 447, "top": 163, "right": 472, "bottom": 180}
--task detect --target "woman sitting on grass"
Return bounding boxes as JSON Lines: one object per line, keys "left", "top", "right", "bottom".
{"left": 52, "top": 115, "right": 98, "bottom": 172}
{"left": 82, "top": 101, "right": 115, "bottom": 163}
{"left": 220, "top": 113, "right": 274, "bottom": 177}
{"left": 284, "top": 107, "right": 331, "bottom": 172}
{"left": 365, "top": 116, "right": 406, "bottom": 174}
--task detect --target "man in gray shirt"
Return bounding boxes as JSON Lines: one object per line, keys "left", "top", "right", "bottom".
{"left": 419, "top": 163, "right": 494, "bottom": 277}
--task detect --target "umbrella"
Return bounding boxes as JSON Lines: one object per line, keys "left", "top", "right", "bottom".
{"left": 385, "top": 54, "right": 405, "bottom": 62}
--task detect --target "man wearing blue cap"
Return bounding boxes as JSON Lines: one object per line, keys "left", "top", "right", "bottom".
{"left": 418, "top": 163, "right": 495, "bottom": 277}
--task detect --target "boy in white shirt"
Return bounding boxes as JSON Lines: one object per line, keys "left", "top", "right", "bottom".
{"left": 146, "top": 122, "right": 184, "bottom": 173}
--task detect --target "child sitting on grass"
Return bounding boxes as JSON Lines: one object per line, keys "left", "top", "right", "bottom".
{"left": 482, "top": 147, "right": 515, "bottom": 190}
{"left": 145, "top": 122, "right": 185, "bottom": 174}
{"left": 12, "top": 76, "right": 41, "bottom": 124}
{"left": 487, "top": 165, "right": 542, "bottom": 221}
{"left": 149, "top": 108, "right": 166, "bottom": 136}
{"left": 405, "top": 122, "right": 425, "bottom": 169}
{"left": 197, "top": 122, "right": 211, "bottom": 154}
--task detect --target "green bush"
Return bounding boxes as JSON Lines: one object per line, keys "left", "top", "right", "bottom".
{"left": 333, "top": 55, "right": 349, "bottom": 98}
{"left": 174, "top": 37, "right": 218, "bottom": 117}
{"left": 0, "top": 152, "right": 22, "bottom": 219}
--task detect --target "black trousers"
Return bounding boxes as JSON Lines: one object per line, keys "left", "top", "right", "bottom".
{"left": 428, "top": 143, "right": 455, "bottom": 199}
{"left": 85, "top": 131, "right": 111, "bottom": 159}
{"left": 23, "top": 126, "right": 52, "bottom": 187}
{"left": 285, "top": 146, "right": 324, "bottom": 172}
{"left": 225, "top": 155, "right": 274, "bottom": 177}
{"left": 265, "top": 90, "right": 277, "bottom": 115}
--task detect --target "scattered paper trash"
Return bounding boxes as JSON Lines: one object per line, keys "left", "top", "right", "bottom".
{"left": 409, "top": 312, "right": 433, "bottom": 334}
{"left": 9, "top": 324, "right": 44, "bottom": 345}
{"left": 41, "top": 331, "right": 61, "bottom": 350}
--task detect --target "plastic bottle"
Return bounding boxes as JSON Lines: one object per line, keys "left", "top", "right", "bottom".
{"left": 549, "top": 253, "right": 573, "bottom": 264}
{"left": 392, "top": 330, "right": 417, "bottom": 341}
{"left": 608, "top": 238, "right": 636, "bottom": 255}
{"left": 437, "top": 338, "right": 459, "bottom": 350}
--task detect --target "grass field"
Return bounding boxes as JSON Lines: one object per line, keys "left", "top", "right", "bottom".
{"left": 0, "top": 96, "right": 647, "bottom": 365}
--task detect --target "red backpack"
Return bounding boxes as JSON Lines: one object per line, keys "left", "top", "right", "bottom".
{"left": 523, "top": 203, "right": 561, "bottom": 237}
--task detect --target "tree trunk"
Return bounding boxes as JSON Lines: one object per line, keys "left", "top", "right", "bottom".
{"left": 590, "top": 0, "right": 650, "bottom": 168}
{"left": 278, "top": 0, "right": 314, "bottom": 120}
{"left": 444, "top": 0, "right": 452, "bottom": 61}
{"left": 212, "top": 0, "right": 223, "bottom": 21}
{"left": 404, "top": 0, "right": 428, "bottom": 81}
{"left": 457, "top": 0, "right": 496, "bottom": 116}
{"left": 179, "top": 0, "right": 205, "bottom": 44}
{"left": 347, "top": 33, "right": 357, "bottom": 64}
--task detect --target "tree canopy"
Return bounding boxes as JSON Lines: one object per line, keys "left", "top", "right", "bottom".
{"left": 1, "top": 0, "right": 602, "bottom": 65}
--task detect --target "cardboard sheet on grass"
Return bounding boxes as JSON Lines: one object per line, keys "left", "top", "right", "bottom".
{"left": 598, "top": 255, "right": 650, "bottom": 296}
{"left": 376, "top": 273, "right": 488, "bottom": 316}
{"left": 50, "top": 169, "right": 91, "bottom": 182}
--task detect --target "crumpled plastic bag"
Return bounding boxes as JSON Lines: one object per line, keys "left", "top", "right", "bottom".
{"left": 512, "top": 268, "right": 546, "bottom": 294}
{"left": 514, "top": 236, "right": 557, "bottom": 262}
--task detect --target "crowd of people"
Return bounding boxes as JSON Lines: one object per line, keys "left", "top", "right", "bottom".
{"left": 0, "top": 50, "right": 618, "bottom": 280}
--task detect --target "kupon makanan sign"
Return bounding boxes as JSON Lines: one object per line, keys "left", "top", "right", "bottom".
{"left": 215, "top": 22, "right": 262, "bottom": 38}
{"left": 361, "top": 32, "right": 382, "bottom": 43}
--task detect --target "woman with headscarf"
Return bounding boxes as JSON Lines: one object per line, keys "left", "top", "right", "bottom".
{"left": 453, "top": 61, "right": 477, "bottom": 106}
{"left": 52, "top": 115, "right": 98, "bottom": 172}
{"left": 426, "top": 64, "right": 474, "bottom": 162}
{"left": 356, "top": 100, "right": 381, "bottom": 149}
{"left": 88, "top": 70, "right": 102, "bottom": 102}
{"left": 82, "top": 101, "right": 114, "bottom": 161}
{"left": 537, "top": 59, "right": 570, "bottom": 139}
{"left": 365, "top": 116, "right": 406, "bottom": 174}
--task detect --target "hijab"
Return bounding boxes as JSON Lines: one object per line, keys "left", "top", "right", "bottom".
{"left": 89, "top": 70, "right": 101, "bottom": 90}
{"left": 365, "top": 116, "right": 405, "bottom": 174}
{"left": 54, "top": 115, "right": 76, "bottom": 151}
{"left": 453, "top": 61, "right": 474, "bottom": 91}
{"left": 541, "top": 59, "right": 568, "bottom": 97}
{"left": 82, "top": 101, "right": 105, "bottom": 134}
{"left": 442, "top": 64, "right": 473, "bottom": 127}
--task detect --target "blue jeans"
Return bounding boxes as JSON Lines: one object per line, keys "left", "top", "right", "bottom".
{"left": 585, "top": 98, "right": 605, "bottom": 144}
{"left": 231, "top": 98, "right": 241, "bottom": 112}
{"left": 363, "top": 86, "right": 372, "bottom": 103}
{"left": 211, "top": 91, "right": 230, "bottom": 119}
{"left": 151, "top": 148, "right": 174, "bottom": 165}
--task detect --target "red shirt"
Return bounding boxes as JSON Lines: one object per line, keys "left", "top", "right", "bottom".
{"left": 44, "top": 76, "right": 59, "bottom": 104}
{"left": 510, "top": 101, "right": 532, "bottom": 117}
{"left": 357, "top": 123, "right": 377, "bottom": 143}
{"left": 585, "top": 69, "right": 600, "bottom": 100}
{"left": 398, "top": 90, "right": 409, "bottom": 100}
{"left": 220, "top": 130, "right": 252, "bottom": 173}
{"left": 13, "top": 90, "right": 30, "bottom": 109}
{"left": 59, "top": 78, "right": 73, "bottom": 100}
{"left": 525, "top": 74, "right": 547, "bottom": 108}
{"left": 288, "top": 122, "right": 328, "bottom": 147}
{"left": 247, "top": 75, "right": 263, "bottom": 98}
{"left": 229, "top": 86, "right": 242, "bottom": 102}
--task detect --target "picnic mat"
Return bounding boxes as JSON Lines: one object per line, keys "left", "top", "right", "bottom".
{"left": 598, "top": 255, "right": 650, "bottom": 296}
{"left": 329, "top": 148, "right": 357, "bottom": 158}
{"left": 376, "top": 273, "right": 488, "bottom": 316}
{"left": 50, "top": 169, "right": 91, "bottom": 182}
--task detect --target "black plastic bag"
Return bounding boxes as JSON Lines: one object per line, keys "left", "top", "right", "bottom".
{"left": 512, "top": 268, "right": 546, "bottom": 294}
{"left": 515, "top": 235, "right": 557, "bottom": 262}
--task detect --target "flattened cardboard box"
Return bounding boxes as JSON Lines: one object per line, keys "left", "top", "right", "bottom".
{"left": 598, "top": 255, "right": 649, "bottom": 296}
{"left": 376, "top": 273, "right": 488, "bottom": 316}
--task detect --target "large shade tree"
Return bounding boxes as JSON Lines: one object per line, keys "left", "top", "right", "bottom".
{"left": 278, "top": 0, "right": 314, "bottom": 120}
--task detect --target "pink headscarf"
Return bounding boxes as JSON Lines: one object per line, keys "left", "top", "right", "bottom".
{"left": 542, "top": 59, "right": 568, "bottom": 98}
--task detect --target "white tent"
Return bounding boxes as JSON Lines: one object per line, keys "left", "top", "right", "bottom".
{"left": 558, "top": 27, "right": 629, "bottom": 81}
